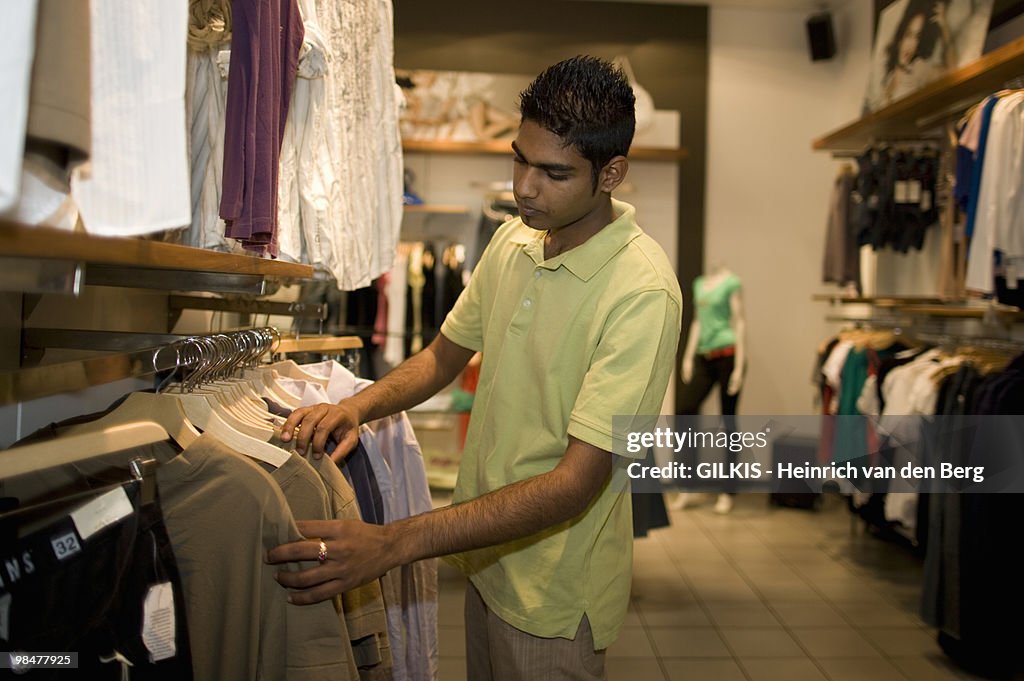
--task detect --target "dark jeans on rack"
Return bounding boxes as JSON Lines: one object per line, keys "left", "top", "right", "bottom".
{"left": 0, "top": 480, "right": 193, "bottom": 680}
{"left": 679, "top": 353, "right": 742, "bottom": 495}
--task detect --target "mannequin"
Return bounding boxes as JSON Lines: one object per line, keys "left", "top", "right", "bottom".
{"left": 674, "top": 263, "right": 746, "bottom": 514}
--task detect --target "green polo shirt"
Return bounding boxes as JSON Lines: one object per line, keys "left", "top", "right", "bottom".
{"left": 441, "top": 199, "right": 681, "bottom": 649}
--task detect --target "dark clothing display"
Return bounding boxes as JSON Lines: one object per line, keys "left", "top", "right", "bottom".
{"left": 679, "top": 353, "right": 740, "bottom": 494}
{"left": 0, "top": 481, "right": 193, "bottom": 680}
{"left": 822, "top": 169, "right": 861, "bottom": 290}
{"left": 631, "top": 448, "right": 670, "bottom": 538}
{"left": 679, "top": 353, "right": 740, "bottom": 416}
{"left": 850, "top": 147, "right": 939, "bottom": 254}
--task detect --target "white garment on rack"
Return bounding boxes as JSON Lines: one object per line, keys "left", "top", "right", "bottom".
{"left": 183, "top": 47, "right": 233, "bottom": 251}
{"left": 965, "top": 92, "right": 1024, "bottom": 293}
{"left": 300, "top": 358, "right": 438, "bottom": 680}
{"left": 0, "top": 0, "right": 38, "bottom": 212}
{"left": 314, "top": 0, "right": 402, "bottom": 290}
{"left": 277, "top": 0, "right": 334, "bottom": 266}
{"left": 384, "top": 249, "right": 409, "bottom": 368}
{"left": 71, "top": 0, "right": 191, "bottom": 236}
{"left": 276, "top": 376, "right": 332, "bottom": 407}
{"left": 821, "top": 340, "right": 854, "bottom": 412}
{"left": 366, "top": 410, "right": 437, "bottom": 681}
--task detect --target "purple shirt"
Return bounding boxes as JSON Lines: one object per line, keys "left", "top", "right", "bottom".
{"left": 220, "top": 0, "right": 304, "bottom": 257}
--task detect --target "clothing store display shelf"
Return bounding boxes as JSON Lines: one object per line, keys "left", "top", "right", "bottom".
{"left": 275, "top": 336, "right": 363, "bottom": 354}
{"left": 813, "top": 36, "right": 1024, "bottom": 152}
{"left": 812, "top": 294, "right": 951, "bottom": 306}
{"left": 403, "top": 205, "right": 470, "bottom": 215}
{"left": 402, "top": 139, "right": 689, "bottom": 162}
{"left": 0, "top": 220, "right": 315, "bottom": 290}
{"left": 814, "top": 295, "right": 1024, "bottom": 322}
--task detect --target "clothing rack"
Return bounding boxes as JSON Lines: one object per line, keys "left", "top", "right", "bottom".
{"left": 1, "top": 327, "right": 361, "bottom": 406}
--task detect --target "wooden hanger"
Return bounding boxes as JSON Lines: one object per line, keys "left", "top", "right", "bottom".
{"left": 267, "top": 359, "right": 330, "bottom": 388}
{"left": 61, "top": 391, "right": 201, "bottom": 449}
{"left": 0, "top": 421, "right": 170, "bottom": 479}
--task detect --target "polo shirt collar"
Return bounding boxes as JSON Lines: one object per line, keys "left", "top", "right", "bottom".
{"left": 509, "top": 199, "right": 642, "bottom": 281}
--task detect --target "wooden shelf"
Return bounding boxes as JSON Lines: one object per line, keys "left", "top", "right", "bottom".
{"left": 813, "top": 36, "right": 1024, "bottom": 151}
{"left": 0, "top": 220, "right": 314, "bottom": 278}
{"left": 814, "top": 294, "right": 1023, "bottom": 322}
{"left": 403, "top": 204, "right": 470, "bottom": 215}
{"left": 402, "top": 139, "right": 688, "bottom": 162}
{"left": 899, "top": 304, "right": 1024, "bottom": 320}
{"left": 812, "top": 294, "right": 952, "bottom": 306}
{"left": 276, "top": 335, "right": 363, "bottom": 354}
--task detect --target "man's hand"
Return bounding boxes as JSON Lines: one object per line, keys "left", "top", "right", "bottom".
{"left": 267, "top": 519, "right": 398, "bottom": 604}
{"left": 279, "top": 401, "right": 360, "bottom": 461}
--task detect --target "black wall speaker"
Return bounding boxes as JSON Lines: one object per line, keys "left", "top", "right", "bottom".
{"left": 806, "top": 12, "right": 836, "bottom": 61}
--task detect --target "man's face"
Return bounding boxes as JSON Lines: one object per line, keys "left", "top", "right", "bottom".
{"left": 512, "top": 120, "right": 602, "bottom": 233}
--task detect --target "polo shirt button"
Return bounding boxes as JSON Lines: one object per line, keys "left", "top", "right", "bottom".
{"left": 534, "top": 270, "right": 542, "bottom": 279}
{"left": 523, "top": 299, "right": 533, "bottom": 308}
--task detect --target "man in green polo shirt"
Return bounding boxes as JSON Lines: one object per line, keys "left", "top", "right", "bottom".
{"left": 271, "top": 55, "right": 682, "bottom": 680}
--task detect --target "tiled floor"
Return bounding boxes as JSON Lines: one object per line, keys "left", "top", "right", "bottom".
{"left": 434, "top": 492, "right": 991, "bottom": 681}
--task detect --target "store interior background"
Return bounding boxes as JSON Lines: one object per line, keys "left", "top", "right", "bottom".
{"left": 4, "top": 0, "right": 1022, "bottom": 439}
{"left": 394, "top": 0, "right": 1023, "bottom": 419}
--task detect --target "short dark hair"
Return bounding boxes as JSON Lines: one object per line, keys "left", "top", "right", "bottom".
{"left": 519, "top": 56, "right": 636, "bottom": 192}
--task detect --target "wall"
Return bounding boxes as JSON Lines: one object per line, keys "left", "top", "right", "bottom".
{"left": 704, "top": 2, "right": 875, "bottom": 416}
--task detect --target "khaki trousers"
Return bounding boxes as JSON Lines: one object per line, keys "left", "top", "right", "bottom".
{"left": 464, "top": 582, "right": 606, "bottom": 681}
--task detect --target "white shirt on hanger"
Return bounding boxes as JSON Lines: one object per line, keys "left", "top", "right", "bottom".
{"left": 0, "top": 0, "right": 37, "bottom": 212}
{"left": 71, "top": 0, "right": 191, "bottom": 236}
{"left": 965, "top": 92, "right": 1024, "bottom": 293}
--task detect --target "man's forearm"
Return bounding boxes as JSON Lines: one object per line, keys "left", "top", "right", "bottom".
{"left": 386, "top": 441, "right": 613, "bottom": 564}
{"left": 350, "top": 334, "right": 473, "bottom": 423}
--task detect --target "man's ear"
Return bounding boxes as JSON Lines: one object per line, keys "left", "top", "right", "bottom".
{"left": 598, "top": 156, "right": 629, "bottom": 194}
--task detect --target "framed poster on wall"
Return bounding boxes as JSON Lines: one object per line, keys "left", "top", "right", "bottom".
{"left": 864, "top": 0, "right": 995, "bottom": 112}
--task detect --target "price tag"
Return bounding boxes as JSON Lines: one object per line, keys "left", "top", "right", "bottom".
{"left": 908, "top": 180, "right": 922, "bottom": 203}
{"left": 71, "top": 486, "right": 132, "bottom": 541}
{"left": 142, "top": 583, "right": 177, "bottom": 662}
{"left": 894, "top": 180, "right": 909, "bottom": 203}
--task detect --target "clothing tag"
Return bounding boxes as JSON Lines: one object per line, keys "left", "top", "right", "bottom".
{"left": 50, "top": 531, "right": 82, "bottom": 561}
{"left": 894, "top": 180, "right": 909, "bottom": 204}
{"left": 71, "top": 486, "right": 133, "bottom": 541}
{"left": 0, "top": 593, "right": 10, "bottom": 641}
{"left": 920, "top": 190, "right": 932, "bottom": 212}
{"left": 908, "top": 180, "right": 922, "bottom": 204}
{"left": 1007, "top": 261, "right": 1019, "bottom": 289}
{"left": 142, "top": 583, "right": 176, "bottom": 662}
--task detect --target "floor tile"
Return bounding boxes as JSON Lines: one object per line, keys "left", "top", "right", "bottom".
{"left": 437, "top": 587, "right": 466, "bottom": 627}
{"left": 704, "top": 601, "right": 783, "bottom": 627}
{"left": 647, "top": 627, "right": 732, "bottom": 658}
{"left": 861, "top": 627, "right": 941, "bottom": 656}
{"left": 437, "top": 657, "right": 467, "bottom": 681}
{"left": 755, "top": 579, "right": 823, "bottom": 601}
{"left": 636, "top": 601, "right": 712, "bottom": 627}
{"left": 606, "top": 658, "right": 666, "bottom": 681}
{"left": 662, "top": 659, "right": 747, "bottom": 681}
{"left": 816, "top": 657, "right": 909, "bottom": 681}
{"left": 741, "top": 658, "right": 829, "bottom": 681}
{"left": 438, "top": 626, "right": 466, "bottom": 658}
{"left": 890, "top": 655, "right": 966, "bottom": 681}
{"left": 769, "top": 601, "right": 848, "bottom": 627}
{"left": 718, "top": 627, "right": 804, "bottom": 657}
{"left": 607, "top": 626, "right": 657, "bottom": 658}
{"left": 831, "top": 601, "right": 922, "bottom": 628}
{"left": 789, "top": 626, "right": 882, "bottom": 658}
